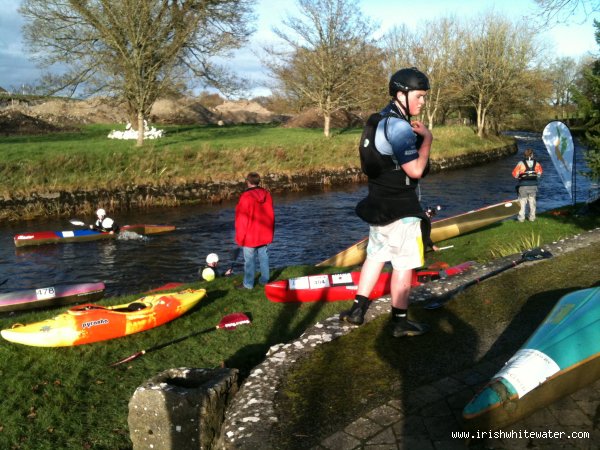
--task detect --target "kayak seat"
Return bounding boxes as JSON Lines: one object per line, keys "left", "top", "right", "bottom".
{"left": 69, "top": 304, "right": 107, "bottom": 314}
{"left": 126, "top": 302, "right": 147, "bottom": 312}
{"left": 109, "top": 302, "right": 149, "bottom": 313}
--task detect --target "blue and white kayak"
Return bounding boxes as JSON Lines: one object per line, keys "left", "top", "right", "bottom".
{"left": 463, "top": 287, "right": 600, "bottom": 430}
{"left": 14, "top": 224, "right": 175, "bottom": 247}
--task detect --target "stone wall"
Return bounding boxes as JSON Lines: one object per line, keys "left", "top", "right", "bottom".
{"left": 0, "top": 144, "right": 516, "bottom": 221}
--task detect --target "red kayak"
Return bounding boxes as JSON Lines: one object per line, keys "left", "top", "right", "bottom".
{"left": 146, "top": 282, "right": 185, "bottom": 293}
{"left": 264, "top": 262, "right": 473, "bottom": 303}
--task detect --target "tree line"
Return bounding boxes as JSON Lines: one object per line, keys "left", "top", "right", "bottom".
{"left": 16, "top": 0, "right": 599, "bottom": 152}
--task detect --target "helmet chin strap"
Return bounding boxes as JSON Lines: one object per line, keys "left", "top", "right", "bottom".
{"left": 393, "top": 94, "right": 411, "bottom": 122}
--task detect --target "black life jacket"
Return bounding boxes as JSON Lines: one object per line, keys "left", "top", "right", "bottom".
{"left": 519, "top": 159, "right": 538, "bottom": 182}
{"left": 359, "top": 109, "right": 426, "bottom": 183}
{"left": 355, "top": 107, "right": 428, "bottom": 226}
{"left": 359, "top": 112, "right": 399, "bottom": 178}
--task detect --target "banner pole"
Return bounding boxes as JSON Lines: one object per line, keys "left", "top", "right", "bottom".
{"left": 572, "top": 141, "right": 577, "bottom": 206}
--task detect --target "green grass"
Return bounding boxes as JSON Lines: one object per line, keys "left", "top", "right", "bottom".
{"left": 0, "top": 123, "right": 513, "bottom": 196}
{"left": 0, "top": 208, "right": 598, "bottom": 449}
{"left": 0, "top": 264, "right": 355, "bottom": 450}
{"left": 271, "top": 211, "right": 600, "bottom": 448}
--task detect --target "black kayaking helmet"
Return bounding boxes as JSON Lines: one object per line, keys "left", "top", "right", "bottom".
{"left": 389, "top": 67, "right": 430, "bottom": 97}
{"left": 389, "top": 67, "right": 430, "bottom": 122}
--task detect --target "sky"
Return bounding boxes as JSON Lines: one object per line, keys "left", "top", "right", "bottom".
{"left": 0, "top": 0, "right": 598, "bottom": 97}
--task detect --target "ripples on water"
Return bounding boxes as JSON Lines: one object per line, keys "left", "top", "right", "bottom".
{"left": 0, "top": 132, "right": 592, "bottom": 297}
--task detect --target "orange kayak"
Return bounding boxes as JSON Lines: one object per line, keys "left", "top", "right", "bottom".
{"left": 1, "top": 288, "right": 205, "bottom": 347}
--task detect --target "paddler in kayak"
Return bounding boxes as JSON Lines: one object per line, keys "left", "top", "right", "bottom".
{"left": 90, "top": 208, "right": 120, "bottom": 234}
{"left": 199, "top": 253, "right": 233, "bottom": 281}
{"left": 339, "top": 67, "right": 432, "bottom": 338}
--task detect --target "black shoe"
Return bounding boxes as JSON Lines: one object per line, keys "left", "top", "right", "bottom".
{"left": 391, "top": 319, "right": 429, "bottom": 338}
{"left": 339, "top": 306, "right": 366, "bottom": 325}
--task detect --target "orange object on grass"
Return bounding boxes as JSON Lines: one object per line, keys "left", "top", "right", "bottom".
{"left": 1, "top": 289, "right": 205, "bottom": 347}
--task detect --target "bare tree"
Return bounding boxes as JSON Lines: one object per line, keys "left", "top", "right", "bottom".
{"left": 381, "top": 24, "right": 417, "bottom": 76}
{"left": 548, "top": 56, "right": 580, "bottom": 118}
{"left": 414, "top": 17, "right": 461, "bottom": 129}
{"left": 486, "top": 65, "right": 553, "bottom": 133}
{"left": 534, "top": 0, "right": 599, "bottom": 24}
{"left": 380, "top": 17, "right": 461, "bottom": 129}
{"left": 20, "top": 0, "right": 255, "bottom": 146}
{"left": 452, "top": 14, "right": 540, "bottom": 137}
{"left": 265, "top": 0, "right": 383, "bottom": 137}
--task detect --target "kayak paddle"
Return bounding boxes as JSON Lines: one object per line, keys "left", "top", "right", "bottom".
{"left": 69, "top": 220, "right": 87, "bottom": 226}
{"left": 424, "top": 248, "right": 552, "bottom": 310}
{"left": 109, "top": 312, "right": 251, "bottom": 367}
{"left": 0, "top": 279, "right": 7, "bottom": 287}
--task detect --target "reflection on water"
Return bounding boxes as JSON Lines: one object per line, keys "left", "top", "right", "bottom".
{"left": 0, "top": 132, "right": 592, "bottom": 298}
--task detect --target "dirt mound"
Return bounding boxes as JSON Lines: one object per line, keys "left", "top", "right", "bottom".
{"left": 0, "top": 96, "right": 287, "bottom": 135}
{"left": 213, "top": 100, "right": 284, "bottom": 124}
{"left": 150, "top": 98, "right": 216, "bottom": 124}
{"left": 0, "top": 98, "right": 282, "bottom": 134}
{"left": 0, "top": 109, "right": 71, "bottom": 135}
{"left": 29, "top": 97, "right": 128, "bottom": 124}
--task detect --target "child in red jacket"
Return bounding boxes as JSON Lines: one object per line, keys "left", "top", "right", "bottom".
{"left": 234, "top": 172, "right": 275, "bottom": 289}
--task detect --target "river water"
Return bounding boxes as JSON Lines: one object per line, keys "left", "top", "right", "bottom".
{"left": 0, "top": 132, "right": 593, "bottom": 298}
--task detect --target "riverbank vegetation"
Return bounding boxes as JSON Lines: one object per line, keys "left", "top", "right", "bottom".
{"left": 0, "top": 123, "right": 513, "bottom": 196}
{"left": 0, "top": 208, "right": 598, "bottom": 449}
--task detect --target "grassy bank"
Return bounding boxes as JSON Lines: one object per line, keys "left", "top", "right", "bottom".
{"left": 0, "top": 208, "right": 598, "bottom": 449}
{"left": 0, "top": 123, "right": 511, "bottom": 196}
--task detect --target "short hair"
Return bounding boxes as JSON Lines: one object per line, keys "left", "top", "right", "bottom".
{"left": 246, "top": 172, "right": 261, "bottom": 186}
{"left": 524, "top": 148, "right": 534, "bottom": 158}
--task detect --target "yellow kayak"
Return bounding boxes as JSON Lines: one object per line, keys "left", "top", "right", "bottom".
{"left": 317, "top": 200, "right": 520, "bottom": 267}
{"left": 1, "top": 288, "right": 205, "bottom": 347}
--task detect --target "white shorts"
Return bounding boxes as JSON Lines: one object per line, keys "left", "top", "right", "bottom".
{"left": 366, "top": 218, "right": 424, "bottom": 271}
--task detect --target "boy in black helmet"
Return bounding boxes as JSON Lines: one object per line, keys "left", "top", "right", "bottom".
{"left": 340, "top": 67, "right": 432, "bottom": 338}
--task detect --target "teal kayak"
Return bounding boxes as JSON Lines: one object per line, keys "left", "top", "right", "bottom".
{"left": 463, "top": 286, "right": 600, "bottom": 430}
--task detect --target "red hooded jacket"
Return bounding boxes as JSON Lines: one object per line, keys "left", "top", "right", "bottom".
{"left": 235, "top": 187, "right": 274, "bottom": 247}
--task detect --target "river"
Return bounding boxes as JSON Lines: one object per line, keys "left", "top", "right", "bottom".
{"left": 0, "top": 132, "right": 593, "bottom": 298}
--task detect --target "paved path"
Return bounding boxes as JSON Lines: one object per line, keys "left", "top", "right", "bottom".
{"left": 315, "top": 353, "right": 600, "bottom": 449}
